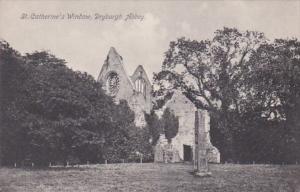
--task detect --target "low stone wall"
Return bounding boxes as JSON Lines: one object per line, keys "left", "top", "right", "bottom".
{"left": 154, "top": 143, "right": 180, "bottom": 163}
{"left": 154, "top": 143, "right": 220, "bottom": 163}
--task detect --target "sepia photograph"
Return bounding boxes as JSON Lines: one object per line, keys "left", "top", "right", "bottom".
{"left": 0, "top": 0, "right": 299, "bottom": 191}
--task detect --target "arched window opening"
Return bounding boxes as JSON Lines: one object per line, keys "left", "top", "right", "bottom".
{"left": 135, "top": 78, "right": 146, "bottom": 96}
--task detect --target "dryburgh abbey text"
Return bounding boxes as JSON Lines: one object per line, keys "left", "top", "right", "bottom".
{"left": 20, "top": 13, "right": 144, "bottom": 21}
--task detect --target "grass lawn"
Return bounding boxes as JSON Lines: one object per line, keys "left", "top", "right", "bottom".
{"left": 0, "top": 163, "right": 299, "bottom": 192}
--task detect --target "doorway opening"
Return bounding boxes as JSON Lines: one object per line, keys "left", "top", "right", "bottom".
{"left": 183, "top": 144, "right": 192, "bottom": 161}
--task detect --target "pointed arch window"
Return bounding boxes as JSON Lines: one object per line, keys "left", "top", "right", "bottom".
{"left": 135, "top": 78, "right": 146, "bottom": 96}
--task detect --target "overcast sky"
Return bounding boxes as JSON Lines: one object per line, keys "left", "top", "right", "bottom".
{"left": 0, "top": 0, "right": 299, "bottom": 81}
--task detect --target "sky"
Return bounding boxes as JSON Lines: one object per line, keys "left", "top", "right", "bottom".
{"left": 0, "top": 0, "right": 299, "bottom": 81}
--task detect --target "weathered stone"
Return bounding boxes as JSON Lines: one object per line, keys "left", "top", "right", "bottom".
{"left": 98, "top": 48, "right": 220, "bottom": 163}
{"left": 98, "top": 47, "right": 152, "bottom": 127}
{"left": 154, "top": 91, "right": 220, "bottom": 163}
{"left": 194, "top": 110, "right": 211, "bottom": 177}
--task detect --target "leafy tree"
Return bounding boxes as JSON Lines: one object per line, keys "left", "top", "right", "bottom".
{"left": 0, "top": 41, "right": 150, "bottom": 166}
{"left": 153, "top": 27, "right": 266, "bottom": 161}
{"left": 244, "top": 38, "right": 300, "bottom": 163}
{"left": 145, "top": 110, "right": 163, "bottom": 145}
{"left": 127, "top": 125, "right": 154, "bottom": 162}
{"left": 161, "top": 108, "right": 179, "bottom": 143}
{"left": 1, "top": 40, "right": 30, "bottom": 165}
{"left": 21, "top": 51, "right": 113, "bottom": 164}
{"left": 154, "top": 27, "right": 300, "bottom": 163}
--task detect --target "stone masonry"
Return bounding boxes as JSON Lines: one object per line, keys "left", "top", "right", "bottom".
{"left": 97, "top": 47, "right": 152, "bottom": 127}
{"left": 154, "top": 91, "right": 220, "bottom": 163}
{"left": 98, "top": 48, "right": 220, "bottom": 163}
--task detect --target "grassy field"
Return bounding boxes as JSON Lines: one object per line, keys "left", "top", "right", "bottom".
{"left": 0, "top": 163, "right": 299, "bottom": 192}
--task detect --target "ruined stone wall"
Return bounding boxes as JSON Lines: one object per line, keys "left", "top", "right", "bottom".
{"left": 130, "top": 66, "right": 152, "bottom": 114}
{"left": 129, "top": 92, "right": 149, "bottom": 127}
{"left": 164, "top": 91, "right": 197, "bottom": 160}
{"left": 97, "top": 59, "right": 135, "bottom": 104}
{"left": 98, "top": 48, "right": 219, "bottom": 162}
{"left": 98, "top": 48, "right": 151, "bottom": 127}
{"left": 155, "top": 91, "right": 220, "bottom": 163}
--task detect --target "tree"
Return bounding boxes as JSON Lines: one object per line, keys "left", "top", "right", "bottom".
{"left": 145, "top": 110, "right": 163, "bottom": 145}
{"left": 161, "top": 108, "right": 179, "bottom": 143}
{"left": 153, "top": 27, "right": 266, "bottom": 161}
{"left": 245, "top": 38, "right": 300, "bottom": 163}
{"left": 0, "top": 41, "right": 149, "bottom": 166}
{"left": 1, "top": 40, "right": 30, "bottom": 165}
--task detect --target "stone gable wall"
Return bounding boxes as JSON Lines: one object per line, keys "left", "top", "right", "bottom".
{"left": 98, "top": 48, "right": 152, "bottom": 127}
{"left": 155, "top": 91, "right": 220, "bottom": 163}
{"left": 98, "top": 48, "right": 220, "bottom": 163}
{"left": 164, "top": 91, "right": 197, "bottom": 161}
